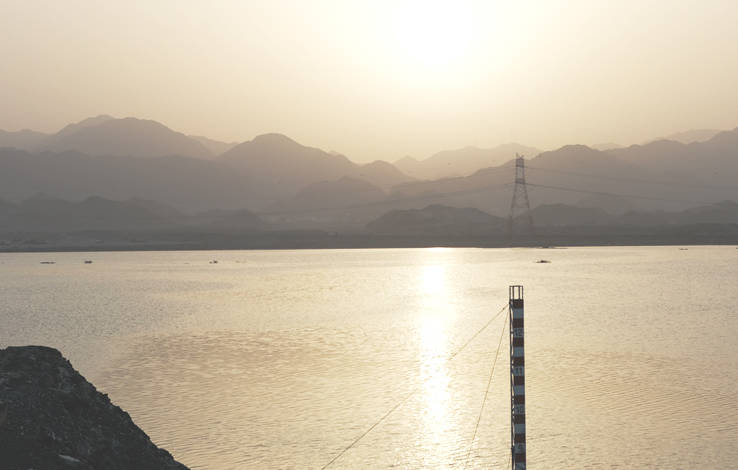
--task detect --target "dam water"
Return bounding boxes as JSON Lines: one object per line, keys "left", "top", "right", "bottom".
{"left": 2, "top": 246, "right": 737, "bottom": 469}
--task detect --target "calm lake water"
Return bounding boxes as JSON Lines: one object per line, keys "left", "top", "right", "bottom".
{"left": 2, "top": 246, "right": 737, "bottom": 469}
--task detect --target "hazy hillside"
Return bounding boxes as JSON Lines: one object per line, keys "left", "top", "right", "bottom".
{"left": 652, "top": 129, "right": 722, "bottom": 144}
{"left": 0, "top": 195, "right": 179, "bottom": 231}
{"left": 189, "top": 135, "right": 238, "bottom": 156}
{"left": 42, "top": 117, "right": 212, "bottom": 159}
{"left": 54, "top": 115, "right": 114, "bottom": 138}
{"left": 0, "top": 148, "right": 253, "bottom": 212}
{"left": 523, "top": 201, "right": 738, "bottom": 227}
{"left": 590, "top": 142, "right": 624, "bottom": 151}
{"left": 388, "top": 145, "right": 636, "bottom": 216}
{"left": 388, "top": 136, "right": 738, "bottom": 217}
{"left": 0, "top": 194, "right": 268, "bottom": 233}
{"left": 0, "top": 135, "right": 413, "bottom": 214}
{"left": 678, "top": 200, "right": 738, "bottom": 224}
{"left": 355, "top": 160, "right": 414, "bottom": 189}
{"left": 1, "top": 116, "right": 232, "bottom": 160}
{"left": 3, "top": 115, "right": 737, "bottom": 230}
{"left": 220, "top": 133, "right": 413, "bottom": 203}
{"left": 393, "top": 156, "right": 423, "bottom": 178}
{"left": 189, "top": 208, "right": 265, "bottom": 231}
{"left": 522, "top": 204, "right": 612, "bottom": 226}
{"left": 609, "top": 127, "right": 738, "bottom": 187}
{"left": 366, "top": 204, "right": 505, "bottom": 235}
{"left": 395, "top": 143, "right": 541, "bottom": 179}
{"left": 273, "top": 177, "right": 385, "bottom": 213}
{"left": 0, "top": 129, "right": 49, "bottom": 151}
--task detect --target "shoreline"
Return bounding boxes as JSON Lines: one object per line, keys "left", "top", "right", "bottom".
{"left": 1, "top": 235, "right": 737, "bottom": 253}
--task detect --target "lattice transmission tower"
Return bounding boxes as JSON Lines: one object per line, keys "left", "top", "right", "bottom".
{"left": 507, "top": 154, "right": 534, "bottom": 240}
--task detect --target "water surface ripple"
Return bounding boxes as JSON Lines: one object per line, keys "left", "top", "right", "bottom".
{"left": 1, "top": 247, "right": 737, "bottom": 468}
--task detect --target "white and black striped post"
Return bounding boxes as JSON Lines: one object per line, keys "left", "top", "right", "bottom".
{"left": 509, "top": 285, "right": 526, "bottom": 469}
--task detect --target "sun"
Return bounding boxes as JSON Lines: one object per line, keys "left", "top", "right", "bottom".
{"left": 388, "top": 1, "right": 476, "bottom": 73}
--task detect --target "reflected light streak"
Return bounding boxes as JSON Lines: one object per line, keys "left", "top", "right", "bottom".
{"left": 415, "top": 262, "right": 461, "bottom": 463}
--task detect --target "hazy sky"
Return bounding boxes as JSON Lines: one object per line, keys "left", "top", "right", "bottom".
{"left": 2, "top": 0, "right": 738, "bottom": 161}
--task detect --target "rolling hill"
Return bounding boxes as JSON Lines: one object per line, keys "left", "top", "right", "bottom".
{"left": 366, "top": 204, "right": 505, "bottom": 235}
{"left": 0, "top": 194, "right": 179, "bottom": 231}
{"left": 219, "top": 133, "right": 413, "bottom": 205}
{"left": 0, "top": 129, "right": 49, "bottom": 151}
{"left": 395, "top": 143, "right": 541, "bottom": 179}
{"left": 272, "top": 177, "right": 386, "bottom": 213}
{"left": 0, "top": 148, "right": 252, "bottom": 212}
{"left": 41, "top": 116, "right": 212, "bottom": 159}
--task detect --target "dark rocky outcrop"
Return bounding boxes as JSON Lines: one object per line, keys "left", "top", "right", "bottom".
{"left": 0, "top": 346, "right": 189, "bottom": 470}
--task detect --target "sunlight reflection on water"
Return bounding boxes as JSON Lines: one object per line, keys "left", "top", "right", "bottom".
{"left": 418, "top": 264, "right": 455, "bottom": 467}
{"left": 2, "top": 247, "right": 738, "bottom": 469}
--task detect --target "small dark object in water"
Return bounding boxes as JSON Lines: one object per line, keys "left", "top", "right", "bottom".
{"left": 84, "top": 260, "right": 93, "bottom": 264}
{"left": 536, "top": 259, "right": 551, "bottom": 264}
{"left": 679, "top": 248, "right": 688, "bottom": 251}
{"left": 40, "top": 261, "right": 55, "bottom": 264}
{"left": 209, "top": 260, "right": 218, "bottom": 264}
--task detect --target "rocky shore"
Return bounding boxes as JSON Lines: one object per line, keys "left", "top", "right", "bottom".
{"left": 0, "top": 345, "right": 189, "bottom": 470}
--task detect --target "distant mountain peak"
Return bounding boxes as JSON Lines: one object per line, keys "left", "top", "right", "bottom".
{"left": 395, "top": 142, "right": 541, "bottom": 179}
{"left": 366, "top": 204, "right": 504, "bottom": 236}
{"left": 591, "top": 142, "right": 624, "bottom": 151}
{"left": 362, "top": 160, "right": 395, "bottom": 169}
{"left": 44, "top": 116, "right": 212, "bottom": 159}
{"left": 56, "top": 115, "right": 115, "bottom": 137}
{"left": 650, "top": 128, "right": 723, "bottom": 145}
{"left": 251, "top": 133, "right": 300, "bottom": 145}
{"left": 556, "top": 144, "right": 595, "bottom": 153}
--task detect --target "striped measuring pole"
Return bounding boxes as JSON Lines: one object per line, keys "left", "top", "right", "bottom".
{"left": 509, "top": 285, "right": 526, "bottom": 469}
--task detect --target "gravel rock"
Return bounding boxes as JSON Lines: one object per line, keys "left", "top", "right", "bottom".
{"left": 0, "top": 345, "right": 189, "bottom": 470}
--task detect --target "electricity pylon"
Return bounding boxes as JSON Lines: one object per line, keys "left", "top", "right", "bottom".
{"left": 507, "top": 154, "right": 534, "bottom": 240}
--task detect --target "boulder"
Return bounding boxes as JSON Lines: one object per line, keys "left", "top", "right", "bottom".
{"left": 0, "top": 346, "right": 189, "bottom": 470}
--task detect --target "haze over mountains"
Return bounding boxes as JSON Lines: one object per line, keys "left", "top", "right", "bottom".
{"left": 0, "top": 116, "right": 416, "bottom": 213}
{"left": 1, "top": 115, "right": 215, "bottom": 159}
{"left": 650, "top": 129, "right": 722, "bottom": 145}
{"left": 395, "top": 143, "right": 541, "bottom": 180}
{"left": 1, "top": 115, "right": 737, "bottom": 238}
{"left": 0, "top": 194, "right": 265, "bottom": 233}
{"left": 389, "top": 131, "right": 738, "bottom": 218}
{"left": 366, "top": 201, "right": 738, "bottom": 236}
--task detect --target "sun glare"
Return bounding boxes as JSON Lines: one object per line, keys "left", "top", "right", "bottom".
{"left": 415, "top": 261, "right": 462, "bottom": 461}
{"left": 388, "top": 1, "right": 477, "bottom": 78}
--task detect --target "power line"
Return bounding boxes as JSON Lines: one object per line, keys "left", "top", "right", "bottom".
{"left": 320, "top": 303, "right": 509, "bottom": 469}
{"left": 463, "top": 309, "right": 509, "bottom": 469}
{"left": 526, "top": 165, "right": 738, "bottom": 191}
{"left": 525, "top": 182, "right": 712, "bottom": 205}
{"left": 258, "top": 182, "right": 512, "bottom": 217}
{"left": 260, "top": 160, "right": 736, "bottom": 218}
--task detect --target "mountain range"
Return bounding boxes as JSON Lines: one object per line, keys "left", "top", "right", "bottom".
{"left": 0, "top": 115, "right": 217, "bottom": 159}
{"left": 388, "top": 129, "right": 738, "bottom": 219}
{"left": 395, "top": 143, "right": 541, "bottom": 180}
{"left": 0, "top": 117, "right": 415, "bottom": 213}
{"left": 650, "top": 129, "right": 722, "bottom": 145}
{"left": 365, "top": 200, "right": 738, "bottom": 236}
{"left": 0, "top": 194, "right": 264, "bottom": 232}
{"left": 1, "top": 116, "right": 737, "bottom": 233}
